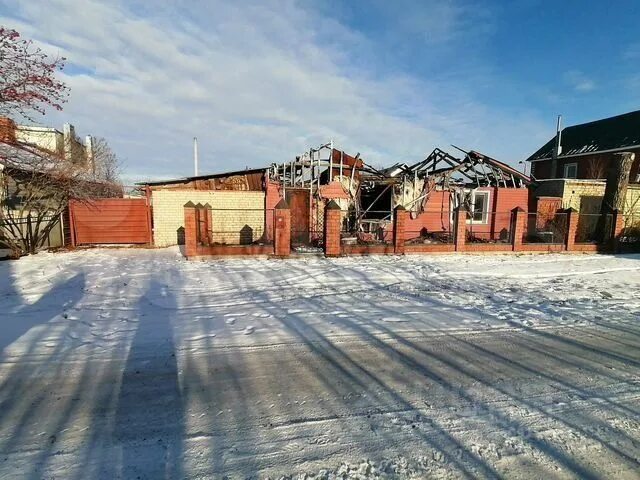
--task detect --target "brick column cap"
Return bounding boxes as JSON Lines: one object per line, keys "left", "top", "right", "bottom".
{"left": 511, "top": 206, "right": 525, "bottom": 213}
{"left": 563, "top": 207, "right": 578, "bottom": 213}
{"left": 274, "top": 198, "right": 289, "bottom": 210}
{"left": 394, "top": 205, "right": 407, "bottom": 212}
{"left": 326, "top": 200, "right": 341, "bottom": 210}
{"left": 184, "top": 201, "right": 196, "bottom": 208}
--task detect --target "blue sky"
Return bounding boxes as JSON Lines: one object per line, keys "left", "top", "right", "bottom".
{"left": 1, "top": 0, "right": 639, "bottom": 182}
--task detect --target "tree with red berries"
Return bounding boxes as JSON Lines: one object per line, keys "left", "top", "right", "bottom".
{"left": 0, "top": 27, "right": 69, "bottom": 121}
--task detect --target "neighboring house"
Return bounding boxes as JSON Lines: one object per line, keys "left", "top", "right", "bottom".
{"left": 0, "top": 116, "right": 94, "bottom": 167}
{"left": 525, "top": 111, "right": 640, "bottom": 248}
{"left": 0, "top": 118, "right": 114, "bottom": 256}
{"left": 526, "top": 110, "right": 640, "bottom": 182}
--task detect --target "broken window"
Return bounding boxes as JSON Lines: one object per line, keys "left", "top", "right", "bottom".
{"left": 468, "top": 190, "right": 490, "bottom": 224}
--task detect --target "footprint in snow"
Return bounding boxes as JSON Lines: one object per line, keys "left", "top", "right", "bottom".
{"left": 243, "top": 326, "right": 255, "bottom": 335}
{"left": 225, "top": 318, "right": 236, "bottom": 325}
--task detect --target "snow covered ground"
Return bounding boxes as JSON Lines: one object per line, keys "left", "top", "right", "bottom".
{"left": 0, "top": 249, "right": 639, "bottom": 479}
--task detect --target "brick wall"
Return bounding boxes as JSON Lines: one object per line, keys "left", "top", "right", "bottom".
{"left": 531, "top": 148, "right": 640, "bottom": 183}
{"left": 560, "top": 180, "right": 640, "bottom": 213}
{"left": 152, "top": 190, "right": 265, "bottom": 247}
{"left": 403, "top": 190, "right": 451, "bottom": 239}
{"left": 402, "top": 188, "right": 528, "bottom": 242}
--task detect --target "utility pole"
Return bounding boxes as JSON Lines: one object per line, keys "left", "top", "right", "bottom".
{"left": 193, "top": 137, "right": 199, "bottom": 176}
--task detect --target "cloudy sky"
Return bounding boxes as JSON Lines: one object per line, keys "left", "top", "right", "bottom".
{"left": 1, "top": 0, "right": 639, "bottom": 183}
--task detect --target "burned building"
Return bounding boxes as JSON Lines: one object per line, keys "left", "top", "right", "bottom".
{"left": 270, "top": 143, "right": 530, "bottom": 247}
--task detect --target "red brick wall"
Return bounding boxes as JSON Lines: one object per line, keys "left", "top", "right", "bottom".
{"left": 531, "top": 149, "right": 640, "bottom": 182}
{"left": 399, "top": 188, "right": 528, "bottom": 242}
{"left": 403, "top": 190, "right": 451, "bottom": 239}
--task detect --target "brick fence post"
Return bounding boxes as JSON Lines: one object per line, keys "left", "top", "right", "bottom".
{"left": 324, "top": 200, "right": 342, "bottom": 257}
{"left": 145, "top": 186, "right": 154, "bottom": 246}
{"left": 611, "top": 209, "right": 625, "bottom": 252}
{"left": 394, "top": 205, "right": 408, "bottom": 254}
{"left": 203, "top": 203, "right": 213, "bottom": 246}
{"left": 454, "top": 206, "right": 467, "bottom": 252}
{"left": 183, "top": 201, "right": 197, "bottom": 258}
{"left": 511, "top": 207, "right": 525, "bottom": 252}
{"left": 274, "top": 199, "right": 290, "bottom": 257}
{"left": 565, "top": 207, "right": 578, "bottom": 251}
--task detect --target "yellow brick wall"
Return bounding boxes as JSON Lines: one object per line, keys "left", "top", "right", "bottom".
{"left": 151, "top": 190, "right": 266, "bottom": 247}
{"left": 562, "top": 180, "right": 640, "bottom": 214}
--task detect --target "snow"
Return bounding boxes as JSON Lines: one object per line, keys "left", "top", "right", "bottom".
{"left": 1, "top": 248, "right": 640, "bottom": 479}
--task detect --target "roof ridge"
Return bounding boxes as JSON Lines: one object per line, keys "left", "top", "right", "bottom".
{"left": 563, "top": 109, "right": 640, "bottom": 130}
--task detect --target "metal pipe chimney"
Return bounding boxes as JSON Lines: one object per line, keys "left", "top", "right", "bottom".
{"left": 193, "top": 137, "right": 199, "bottom": 176}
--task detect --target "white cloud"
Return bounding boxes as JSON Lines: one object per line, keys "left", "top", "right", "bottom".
{"left": 0, "top": 0, "right": 547, "bottom": 182}
{"left": 563, "top": 70, "right": 596, "bottom": 93}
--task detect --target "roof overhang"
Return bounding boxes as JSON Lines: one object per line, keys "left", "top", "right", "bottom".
{"left": 138, "top": 167, "right": 268, "bottom": 186}
{"left": 528, "top": 144, "right": 640, "bottom": 162}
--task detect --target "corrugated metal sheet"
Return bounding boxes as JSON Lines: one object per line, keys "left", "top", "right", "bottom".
{"left": 70, "top": 199, "right": 151, "bottom": 245}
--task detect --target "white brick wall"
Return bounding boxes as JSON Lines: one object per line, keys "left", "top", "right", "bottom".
{"left": 152, "top": 190, "right": 266, "bottom": 247}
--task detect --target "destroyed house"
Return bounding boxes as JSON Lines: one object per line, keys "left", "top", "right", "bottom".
{"left": 270, "top": 144, "right": 530, "bottom": 246}
{"left": 140, "top": 142, "right": 530, "bottom": 249}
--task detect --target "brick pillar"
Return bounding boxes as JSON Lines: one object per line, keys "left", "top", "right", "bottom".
{"left": 203, "top": 202, "right": 213, "bottom": 245}
{"left": 183, "top": 201, "right": 197, "bottom": 258}
{"left": 511, "top": 207, "right": 526, "bottom": 252}
{"left": 324, "top": 200, "right": 342, "bottom": 257}
{"left": 274, "top": 199, "right": 290, "bottom": 257}
{"left": 145, "top": 186, "right": 154, "bottom": 246}
{"left": 565, "top": 207, "right": 578, "bottom": 251}
{"left": 611, "top": 209, "right": 625, "bottom": 252}
{"left": 393, "top": 205, "right": 408, "bottom": 255}
{"left": 454, "top": 206, "right": 467, "bottom": 252}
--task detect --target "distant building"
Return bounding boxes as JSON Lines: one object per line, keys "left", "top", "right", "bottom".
{"left": 0, "top": 116, "right": 94, "bottom": 168}
{"left": 526, "top": 110, "right": 640, "bottom": 183}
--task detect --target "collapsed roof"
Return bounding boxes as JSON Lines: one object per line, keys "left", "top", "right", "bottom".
{"left": 398, "top": 147, "right": 530, "bottom": 188}
{"left": 271, "top": 143, "right": 529, "bottom": 190}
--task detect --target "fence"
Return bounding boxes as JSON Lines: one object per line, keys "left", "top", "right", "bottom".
{"left": 575, "top": 213, "right": 613, "bottom": 244}
{"left": 465, "top": 212, "right": 513, "bottom": 244}
{"left": 0, "top": 214, "right": 64, "bottom": 252}
{"left": 291, "top": 209, "right": 324, "bottom": 249}
{"left": 202, "top": 208, "right": 273, "bottom": 246}
{"left": 522, "top": 212, "right": 568, "bottom": 244}
{"left": 182, "top": 202, "right": 633, "bottom": 258}
{"left": 183, "top": 203, "right": 278, "bottom": 257}
{"left": 341, "top": 211, "right": 394, "bottom": 246}
{"left": 619, "top": 214, "right": 640, "bottom": 252}
{"left": 402, "top": 210, "right": 455, "bottom": 246}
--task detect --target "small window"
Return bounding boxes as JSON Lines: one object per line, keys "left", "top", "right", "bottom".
{"left": 563, "top": 163, "right": 578, "bottom": 179}
{"left": 466, "top": 191, "right": 490, "bottom": 224}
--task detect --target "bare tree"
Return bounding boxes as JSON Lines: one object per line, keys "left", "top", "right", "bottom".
{"left": 585, "top": 156, "right": 607, "bottom": 179}
{"left": 0, "top": 27, "right": 119, "bottom": 256}
{"left": 0, "top": 143, "right": 119, "bottom": 255}
{"left": 90, "top": 136, "right": 121, "bottom": 183}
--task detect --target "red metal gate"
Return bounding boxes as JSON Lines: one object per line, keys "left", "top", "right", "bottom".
{"left": 69, "top": 198, "right": 152, "bottom": 245}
